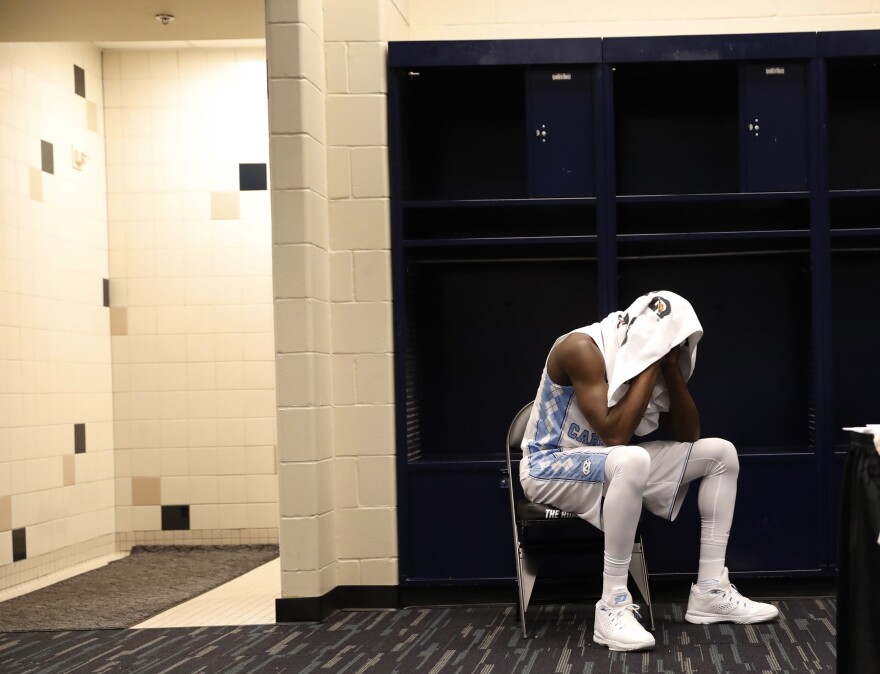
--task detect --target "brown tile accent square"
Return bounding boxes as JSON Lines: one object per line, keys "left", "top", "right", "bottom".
{"left": 74, "top": 423, "right": 86, "bottom": 454}
{"left": 161, "top": 505, "right": 190, "bottom": 531}
{"left": 132, "top": 477, "right": 161, "bottom": 506}
{"left": 29, "top": 167, "right": 42, "bottom": 201}
{"left": 74, "top": 65, "right": 85, "bottom": 97}
{"left": 41, "top": 140, "right": 54, "bottom": 174}
{"left": 12, "top": 528, "right": 26, "bottom": 562}
{"left": 110, "top": 308, "right": 128, "bottom": 335}
{"left": 63, "top": 455, "right": 75, "bottom": 486}
{"left": 211, "top": 192, "right": 239, "bottom": 220}
{"left": 0, "top": 495, "right": 11, "bottom": 532}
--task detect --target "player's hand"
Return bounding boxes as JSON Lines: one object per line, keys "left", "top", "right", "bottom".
{"left": 660, "top": 345, "right": 681, "bottom": 371}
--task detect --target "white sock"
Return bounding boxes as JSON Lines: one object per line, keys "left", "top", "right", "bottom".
{"left": 696, "top": 577, "right": 719, "bottom": 591}
{"left": 602, "top": 582, "right": 631, "bottom": 606}
{"left": 602, "top": 553, "right": 631, "bottom": 603}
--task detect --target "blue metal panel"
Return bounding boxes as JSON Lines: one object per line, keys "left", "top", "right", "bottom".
{"left": 389, "top": 38, "right": 601, "bottom": 68}
{"left": 526, "top": 67, "right": 594, "bottom": 198}
{"left": 405, "top": 468, "right": 514, "bottom": 582}
{"left": 739, "top": 62, "right": 809, "bottom": 192}
{"left": 604, "top": 32, "right": 816, "bottom": 63}
{"left": 818, "top": 29, "right": 880, "bottom": 57}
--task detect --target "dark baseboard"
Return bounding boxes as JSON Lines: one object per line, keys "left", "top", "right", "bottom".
{"left": 275, "top": 585, "right": 399, "bottom": 623}
{"left": 399, "top": 584, "right": 516, "bottom": 608}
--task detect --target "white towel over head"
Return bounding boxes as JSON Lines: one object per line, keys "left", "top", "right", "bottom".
{"left": 597, "top": 290, "right": 703, "bottom": 436}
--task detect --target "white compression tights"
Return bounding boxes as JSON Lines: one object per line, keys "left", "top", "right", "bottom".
{"left": 601, "top": 438, "right": 739, "bottom": 598}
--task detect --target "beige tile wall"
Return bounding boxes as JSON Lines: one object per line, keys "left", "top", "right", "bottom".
{"left": 0, "top": 42, "right": 116, "bottom": 588}
{"left": 405, "top": 0, "right": 880, "bottom": 39}
{"left": 104, "top": 47, "right": 278, "bottom": 547}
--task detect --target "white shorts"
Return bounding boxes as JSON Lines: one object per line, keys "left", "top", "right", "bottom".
{"left": 520, "top": 440, "right": 694, "bottom": 531}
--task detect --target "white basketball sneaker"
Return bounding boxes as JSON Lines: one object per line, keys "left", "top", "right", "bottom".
{"left": 685, "top": 568, "right": 779, "bottom": 624}
{"left": 593, "top": 588, "right": 655, "bottom": 652}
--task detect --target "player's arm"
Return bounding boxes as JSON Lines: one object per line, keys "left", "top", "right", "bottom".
{"left": 548, "top": 334, "right": 661, "bottom": 447}
{"left": 658, "top": 346, "right": 700, "bottom": 442}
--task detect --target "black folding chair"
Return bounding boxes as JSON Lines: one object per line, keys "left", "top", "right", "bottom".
{"left": 505, "top": 402, "right": 655, "bottom": 638}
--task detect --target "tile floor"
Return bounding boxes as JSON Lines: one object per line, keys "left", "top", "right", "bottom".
{"left": 134, "top": 557, "right": 280, "bottom": 628}
{"left": 0, "top": 554, "right": 281, "bottom": 629}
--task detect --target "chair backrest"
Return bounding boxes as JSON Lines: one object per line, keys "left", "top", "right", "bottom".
{"left": 505, "top": 402, "right": 534, "bottom": 505}
{"left": 507, "top": 402, "right": 533, "bottom": 457}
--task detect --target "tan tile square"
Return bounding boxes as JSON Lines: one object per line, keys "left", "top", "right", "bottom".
{"left": 0, "top": 495, "right": 10, "bottom": 531}
{"left": 63, "top": 455, "right": 75, "bottom": 486}
{"left": 211, "top": 192, "right": 239, "bottom": 220}
{"left": 110, "top": 308, "right": 128, "bottom": 335}
{"left": 29, "top": 166, "right": 42, "bottom": 201}
{"left": 132, "top": 477, "right": 161, "bottom": 505}
{"left": 87, "top": 101, "right": 98, "bottom": 132}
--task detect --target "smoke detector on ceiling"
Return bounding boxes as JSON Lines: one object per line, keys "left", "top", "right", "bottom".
{"left": 155, "top": 14, "right": 175, "bottom": 26}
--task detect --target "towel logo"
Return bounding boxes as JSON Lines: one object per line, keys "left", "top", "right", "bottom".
{"left": 648, "top": 296, "right": 671, "bottom": 318}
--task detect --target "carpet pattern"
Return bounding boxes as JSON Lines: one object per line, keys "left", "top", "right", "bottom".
{"left": 0, "top": 545, "right": 279, "bottom": 632}
{"left": 0, "top": 598, "right": 835, "bottom": 673}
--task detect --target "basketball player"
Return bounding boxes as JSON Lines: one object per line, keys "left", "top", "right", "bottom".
{"left": 519, "top": 291, "right": 779, "bottom": 652}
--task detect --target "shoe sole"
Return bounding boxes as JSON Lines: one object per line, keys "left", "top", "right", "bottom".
{"left": 593, "top": 631, "right": 655, "bottom": 651}
{"left": 684, "top": 607, "right": 779, "bottom": 625}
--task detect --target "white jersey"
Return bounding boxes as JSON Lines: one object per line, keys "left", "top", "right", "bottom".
{"left": 520, "top": 325, "right": 607, "bottom": 476}
{"left": 518, "top": 294, "right": 702, "bottom": 528}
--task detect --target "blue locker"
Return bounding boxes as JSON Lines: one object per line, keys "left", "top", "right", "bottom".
{"left": 526, "top": 67, "right": 595, "bottom": 198}
{"left": 739, "top": 62, "right": 809, "bottom": 192}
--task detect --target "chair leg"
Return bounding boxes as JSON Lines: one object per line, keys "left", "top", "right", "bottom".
{"left": 516, "top": 552, "right": 540, "bottom": 638}
{"left": 628, "top": 536, "right": 655, "bottom": 631}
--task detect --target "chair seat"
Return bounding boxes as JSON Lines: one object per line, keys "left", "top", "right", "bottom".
{"left": 516, "top": 500, "right": 582, "bottom": 522}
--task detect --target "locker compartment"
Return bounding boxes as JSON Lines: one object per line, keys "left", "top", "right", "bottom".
{"left": 397, "top": 66, "right": 528, "bottom": 200}
{"left": 830, "top": 248, "right": 880, "bottom": 448}
{"left": 827, "top": 57, "right": 880, "bottom": 190}
{"left": 526, "top": 66, "right": 596, "bottom": 197}
{"left": 613, "top": 60, "right": 809, "bottom": 196}
{"left": 613, "top": 61, "right": 740, "bottom": 195}
{"left": 617, "top": 247, "right": 813, "bottom": 453}
{"left": 403, "top": 248, "right": 598, "bottom": 461}
{"left": 640, "top": 458, "right": 822, "bottom": 574}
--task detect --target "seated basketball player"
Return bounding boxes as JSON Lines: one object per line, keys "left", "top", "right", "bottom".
{"left": 519, "top": 291, "right": 778, "bottom": 652}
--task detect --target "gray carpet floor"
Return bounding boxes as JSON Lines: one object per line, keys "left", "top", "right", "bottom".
{"left": 0, "top": 545, "right": 279, "bottom": 632}
{"left": 0, "top": 598, "right": 836, "bottom": 673}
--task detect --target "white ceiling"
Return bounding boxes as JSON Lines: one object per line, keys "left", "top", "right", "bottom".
{"left": 0, "top": 0, "right": 265, "bottom": 43}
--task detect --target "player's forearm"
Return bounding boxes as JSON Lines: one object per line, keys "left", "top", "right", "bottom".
{"left": 662, "top": 364, "right": 700, "bottom": 442}
{"left": 602, "top": 364, "right": 660, "bottom": 446}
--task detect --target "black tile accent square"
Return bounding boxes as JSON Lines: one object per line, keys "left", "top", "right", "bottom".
{"left": 161, "top": 505, "right": 190, "bottom": 531}
{"left": 12, "top": 528, "right": 26, "bottom": 562}
{"left": 41, "top": 140, "right": 54, "bottom": 174}
{"left": 74, "top": 65, "right": 85, "bottom": 98}
{"left": 239, "top": 163, "right": 267, "bottom": 191}
{"left": 102, "top": 278, "right": 110, "bottom": 307}
{"left": 74, "top": 423, "right": 86, "bottom": 454}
